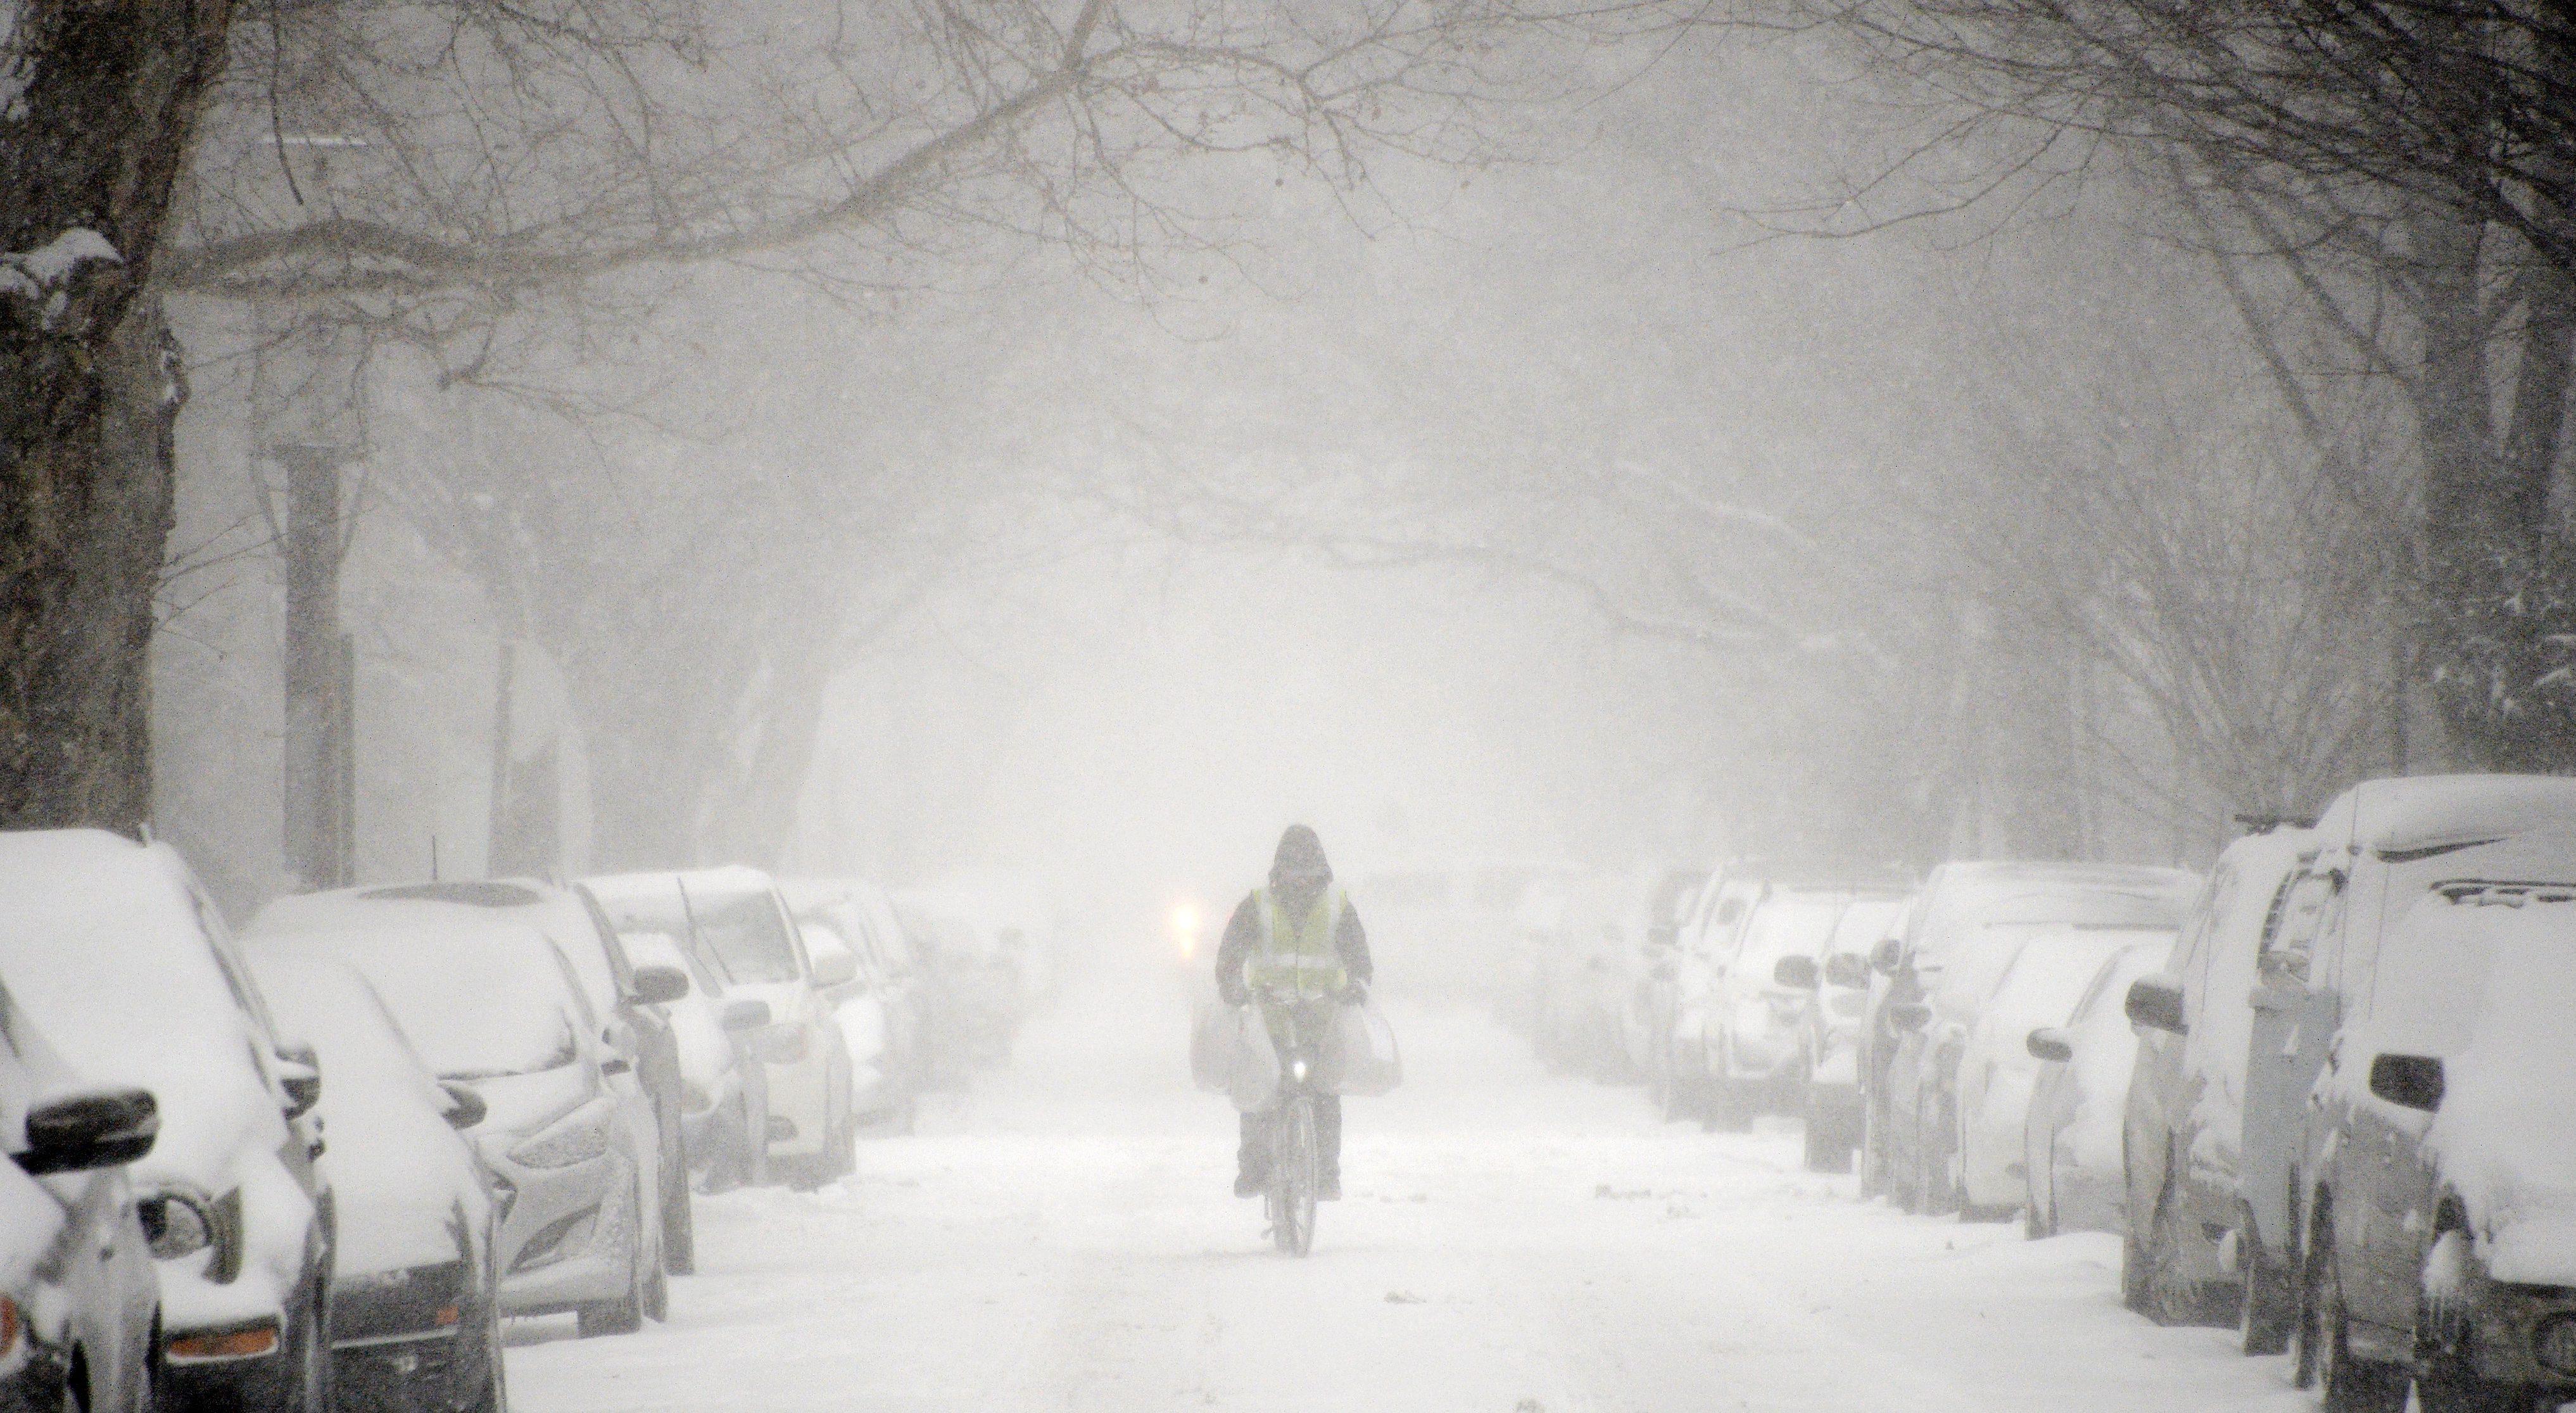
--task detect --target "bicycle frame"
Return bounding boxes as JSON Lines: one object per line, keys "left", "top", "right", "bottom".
{"left": 1258, "top": 985, "right": 1327, "bottom": 1256}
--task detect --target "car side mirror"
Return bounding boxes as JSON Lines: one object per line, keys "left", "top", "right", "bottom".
{"left": 2368, "top": 1053, "right": 2444, "bottom": 1112}
{"left": 1772, "top": 955, "right": 1821, "bottom": 989}
{"left": 2026, "top": 1027, "right": 2074, "bottom": 1064}
{"left": 438, "top": 1082, "right": 487, "bottom": 1131}
{"left": 629, "top": 964, "right": 690, "bottom": 1007}
{"left": 1871, "top": 939, "right": 1904, "bottom": 976}
{"left": 1824, "top": 954, "right": 1871, "bottom": 990}
{"left": 1886, "top": 1001, "right": 1932, "bottom": 1032}
{"left": 18, "top": 1089, "right": 158, "bottom": 1174}
{"left": 720, "top": 998, "right": 773, "bottom": 1032}
{"left": 809, "top": 942, "right": 859, "bottom": 989}
{"left": 2125, "top": 975, "right": 2187, "bottom": 1036}
{"left": 275, "top": 1046, "right": 322, "bottom": 1120}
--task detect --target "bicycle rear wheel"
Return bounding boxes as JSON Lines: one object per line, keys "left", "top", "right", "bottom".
{"left": 1269, "top": 1096, "right": 1318, "bottom": 1256}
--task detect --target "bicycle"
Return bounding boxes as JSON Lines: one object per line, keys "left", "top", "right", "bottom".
{"left": 1252, "top": 980, "right": 1335, "bottom": 1257}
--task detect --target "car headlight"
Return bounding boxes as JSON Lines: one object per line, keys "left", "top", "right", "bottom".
{"left": 508, "top": 1101, "right": 616, "bottom": 1168}
{"left": 139, "top": 1189, "right": 222, "bottom": 1262}
{"left": 2536, "top": 1313, "right": 2576, "bottom": 1377}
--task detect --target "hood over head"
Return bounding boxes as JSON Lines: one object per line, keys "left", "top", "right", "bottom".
{"left": 1270, "top": 825, "right": 1332, "bottom": 899}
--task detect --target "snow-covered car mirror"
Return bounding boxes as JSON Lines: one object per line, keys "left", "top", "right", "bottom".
{"left": 2367, "top": 1052, "right": 2444, "bottom": 1112}
{"left": 2123, "top": 975, "right": 2187, "bottom": 1036}
{"left": 808, "top": 937, "right": 859, "bottom": 989}
{"left": 1871, "top": 939, "right": 1904, "bottom": 975}
{"left": 275, "top": 1045, "right": 322, "bottom": 1120}
{"left": 2025, "top": 1027, "right": 2073, "bottom": 1064}
{"left": 720, "top": 998, "right": 773, "bottom": 1032}
{"left": 1772, "top": 955, "right": 1820, "bottom": 989}
{"left": 438, "top": 1082, "right": 487, "bottom": 1131}
{"left": 630, "top": 963, "right": 691, "bottom": 1007}
{"left": 18, "top": 1087, "right": 158, "bottom": 1174}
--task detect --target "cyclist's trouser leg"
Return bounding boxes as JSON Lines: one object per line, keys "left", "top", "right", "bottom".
{"left": 1237, "top": 1111, "right": 1268, "bottom": 1181}
{"left": 1316, "top": 1095, "right": 1342, "bottom": 1179}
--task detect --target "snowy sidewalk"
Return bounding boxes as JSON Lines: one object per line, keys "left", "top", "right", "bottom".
{"left": 504, "top": 953, "right": 2315, "bottom": 1413}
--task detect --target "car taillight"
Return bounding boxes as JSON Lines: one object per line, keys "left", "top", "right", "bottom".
{"left": 168, "top": 1321, "right": 280, "bottom": 1362}
{"left": 0, "top": 1295, "right": 22, "bottom": 1363}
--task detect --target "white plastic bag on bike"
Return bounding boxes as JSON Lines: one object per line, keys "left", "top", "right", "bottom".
{"left": 1189, "top": 1001, "right": 1235, "bottom": 1094}
{"left": 1215, "top": 1005, "right": 1282, "bottom": 1112}
{"left": 1324, "top": 998, "right": 1402, "bottom": 1096}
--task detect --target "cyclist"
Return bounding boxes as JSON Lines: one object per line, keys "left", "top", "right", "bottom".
{"left": 1216, "top": 824, "right": 1373, "bottom": 1201}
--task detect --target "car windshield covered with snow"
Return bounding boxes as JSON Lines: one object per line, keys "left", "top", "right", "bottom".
{"left": 244, "top": 923, "right": 586, "bottom": 1080}
{"left": 1731, "top": 894, "right": 1848, "bottom": 975}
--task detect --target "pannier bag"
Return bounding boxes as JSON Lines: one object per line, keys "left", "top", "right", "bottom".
{"left": 1325, "top": 998, "right": 1403, "bottom": 1096}
{"left": 1190, "top": 1003, "right": 1284, "bottom": 1112}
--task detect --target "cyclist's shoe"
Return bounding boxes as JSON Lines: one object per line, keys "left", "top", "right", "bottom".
{"left": 1234, "top": 1164, "right": 1265, "bottom": 1198}
{"left": 1318, "top": 1172, "right": 1342, "bottom": 1201}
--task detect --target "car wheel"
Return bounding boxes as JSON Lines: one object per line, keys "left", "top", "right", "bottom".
{"left": 2416, "top": 1361, "right": 2548, "bottom": 1413}
{"left": 2317, "top": 1237, "right": 2406, "bottom": 1413}
{"left": 2119, "top": 1223, "right": 2152, "bottom": 1314}
{"left": 2238, "top": 1212, "right": 2294, "bottom": 1356}
{"left": 643, "top": 1256, "right": 669, "bottom": 1324}
{"left": 1802, "top": 1111, "right": 1853, "bottom": 1174}
{"left": 574, "top": 1208, "right": 649, "bottom": 1338}
{"left": 659, "top": 1104, "right": 694, "bottom": 1276}
{"left": 298, "top": 1295, "right": 330, "bottom": 1413}
{"left": 464, "top": 1298, "right": 507, "bottom": 1413}
{"left": 2145, "top": 1183, "right": 2208, "bottom": 1326}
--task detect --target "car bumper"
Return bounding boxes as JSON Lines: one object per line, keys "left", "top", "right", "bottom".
{"left": 486, "top": 1148, "right": 638, "bottom": 1316}
{"left": 163, "top": 1319, "right": 293, "bottom": 1413}
{"left": 2449, "top": 1278, "right": 2576, "bottom": 1389}
{"left": 764, "top": 1042, "right": 836, "bottom": 1158}
{"left": 0, "top": 1343, "right": 73, "bottom": 1413}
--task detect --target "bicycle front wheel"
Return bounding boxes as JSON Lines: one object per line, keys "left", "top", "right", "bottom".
{"left": 1270, "top": 1096, "right": 1318, "bottom": 1256}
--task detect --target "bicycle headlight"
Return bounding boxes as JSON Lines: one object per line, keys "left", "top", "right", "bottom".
{"left": 508, "top": 1100, "right": 615, "bottom": 1168}
{"left": 1289, "top": 1058, "right": 1310, "bottom": 1084}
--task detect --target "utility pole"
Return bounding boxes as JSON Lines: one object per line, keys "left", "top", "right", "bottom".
{"left": 276, "top": 441, "right": 359, "bottom": 890}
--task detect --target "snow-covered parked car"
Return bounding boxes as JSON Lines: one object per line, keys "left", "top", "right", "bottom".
{"left": 258, "top": 881, "right": 692, "bottom": 1277}
{"left": 1705, "top": 884, "right": 1885, "bottom": 1129}
{"left": 0, "top": 831, "right": 332, "bottom": 1413}
{"left": 2292, "top": 878, "right": 2576, "bottom": 1413}
{"left": 0, "top": 980, "right": 162, "bottom": 1413}
{"left": 588, "top": 870, "right": 855, "bottom": 1190}
{"left": 1954, "top": 923, "right": 2171, "bottom": 1220}
{"left": 616, "top": 931, "right": 770, "bottom": 1189}
{"left": 1787, "top": 896, "right": 1908, "bottom": 1173}
{"left": 781, "top": 879, "right": 926, "bottom": 1131}
{"left": 242, "top": 961, "right": 501, "bottom": 1413}
{"left": 1607, "top": 864, "right": 1706, "bottom": 1085}
{"left": 795, "top": 920, "right": 905, "bottom": 1133}
{"left": 2114, "top": 823, "right": 2317, "bottom": 1336}
{"left": 1871, "top": 860, "right": 2198, "bottom": 1217}
{"left": 2021, "top": 942, "right": 2161, "bottom": 1239}
{"left": 244, "top": 918, "right": 664, "bottom": 1338}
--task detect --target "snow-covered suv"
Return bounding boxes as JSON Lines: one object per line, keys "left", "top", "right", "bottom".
{"left": 2295, "top": 880, "right": 2576, "bottom": 1413}
{"left": 0, "top": 831, "right": 332, "bottom": 1413}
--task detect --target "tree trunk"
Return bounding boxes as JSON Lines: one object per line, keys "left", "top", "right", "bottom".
{"left": 1, "top": 3, "right": 232, "bottom": 829}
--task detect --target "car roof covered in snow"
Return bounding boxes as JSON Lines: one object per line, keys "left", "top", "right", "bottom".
{"left": 2313, "top": 774, "right": 2576, "bottom": 858}
{"left": 255, "top": 878, "right": 627, "bottom": 1018}
{"left": 0, "top": 829, "right": 286, "bottom": 1189}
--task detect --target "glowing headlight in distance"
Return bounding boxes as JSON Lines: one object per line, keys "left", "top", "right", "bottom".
{"left": 508, "top": 1101, "right": 615, "bottom": 1168}
{"left": 1170, "top": 901, "right": 1202, "bottom": 962}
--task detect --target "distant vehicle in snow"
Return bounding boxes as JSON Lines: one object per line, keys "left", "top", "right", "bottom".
{"left": 1954, "top": 924, "right": 2171, "bottom": 1219}
{"left": 1869, "top": 861, "right": 2199, "bottom": 1219}
{"left": 588, "top": 870, "right": 857, "bottom": 1191}
{"left": 0, "top": 977, "right": 161, "bottom": 1413}
{"left": 612, "top": 930, "right": 772, "bottom": 1189}
{"left": 2021, "top": 942, "right": 2161, "bottom": 1239}
{"left": 243, "top": 961, "right": 503, "bottom": 1413}
{"left": 2291, "top": 880, "right": 2576, "bottom": 1413}
{"left": 2115, "top": 823, "right": 2318, "bottom": 1336}
{"left": 1703, "top": 877, "right": 1908, "bottom": 1132}
{"left": 0, "top": 830, "right": 333, "bottom": 1413}
{"left": 260, "top": 879, "right": 695, "bottom": 1277}
{"left": 892, "top": 900, "right": 1023, "bottom": 1077}
{"left": 779, "top": 878, "right": 930, "bottom": 1133}
{"left": 1791, "top": 895, "right": 1908, "bottom": 1173}
{"left": 243, "top": 916, "right": 665, "bottom": 1338}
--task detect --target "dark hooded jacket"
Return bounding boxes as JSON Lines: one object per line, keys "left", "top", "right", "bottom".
{"left": 1215, "top": 825, "right": 1372, "bottom": 1005}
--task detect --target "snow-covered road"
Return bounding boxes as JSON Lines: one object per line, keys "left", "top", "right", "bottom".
{"left": 506, "top": 950, "right": 2313, "bottom": 1413}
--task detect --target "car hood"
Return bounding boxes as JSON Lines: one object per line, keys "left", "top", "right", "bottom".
{"left": 460, "top": 1061, "right": 594, "bottom": 1139}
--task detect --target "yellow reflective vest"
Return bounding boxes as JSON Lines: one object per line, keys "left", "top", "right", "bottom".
{"left": 1246, "top": 884, "right": 1349, "bottom": 1001}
